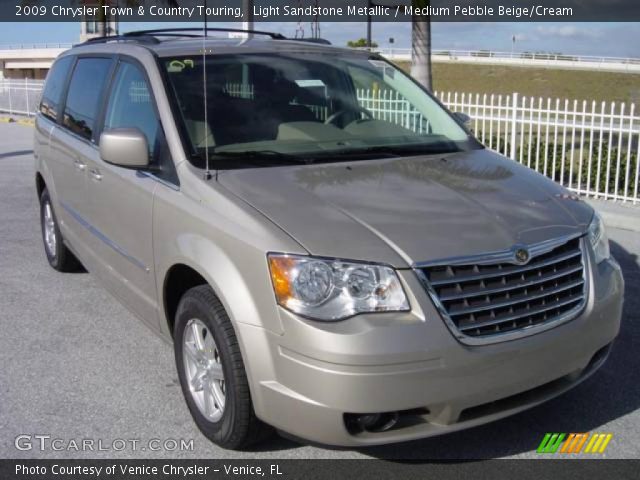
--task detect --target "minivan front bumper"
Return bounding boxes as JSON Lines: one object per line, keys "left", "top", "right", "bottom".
{"left": 237, "top": 254, "right": 623, "bottom": 447}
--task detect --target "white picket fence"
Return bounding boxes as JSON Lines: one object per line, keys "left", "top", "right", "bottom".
{"left": 1, "top": 79, "right": 638, "bottom": 204}
{"left": 435, "top": 91, "right": 640, "bottom": 204}
{"left": 354, "top": 88, "right": 639, "bottom": 204}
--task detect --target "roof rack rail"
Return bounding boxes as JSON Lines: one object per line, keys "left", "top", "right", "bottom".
{"left": 290, "top": 38, "right": 332, "bottom": 45}
{"left": 122, "top": 28, "right": 287, "bottom": 40}
{"left": 79, "top": 34, "right": 160, "bottom": 46}
{"left": 78, "top": 28, "right": 333, "bottom": 47}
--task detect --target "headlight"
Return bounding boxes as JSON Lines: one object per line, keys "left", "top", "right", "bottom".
{"left": 588, "top": 212, "right": 610, "bottom": 264}
{"left": 268, "top": 254, "right": 410, "bottom": 321}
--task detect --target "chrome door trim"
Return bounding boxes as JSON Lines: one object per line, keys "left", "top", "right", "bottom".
{"left": 60, "top": 201, "right": 150, "bottom": 273}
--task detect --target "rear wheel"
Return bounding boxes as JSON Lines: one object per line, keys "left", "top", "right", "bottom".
{"left": 39, "top": 188, "right": 81, "bottom": 272}
{"left": 174, "top": 285, "right": 272, "bottom": 449}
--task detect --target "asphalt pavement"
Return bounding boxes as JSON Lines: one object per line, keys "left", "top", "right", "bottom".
{"left": 0, "top": 123, "right": 638, "bottom": 460}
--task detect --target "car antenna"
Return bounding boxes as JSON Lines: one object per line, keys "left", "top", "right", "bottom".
{"left": 202, "top": 0, "right": 213, "bottom": 180}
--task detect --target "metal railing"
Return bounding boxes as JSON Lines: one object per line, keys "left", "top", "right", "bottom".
{"left": 0, "top": 79, "right": 44, "bottom": 117}
{"left": 370, "top": 48, "right": 640, "bottom": 64}
{"left": 0, "top": 43, "right": 73, "bottom": 50}
{"left": 361, "top": 48, "right": 640, "bottom": 72}
{"left": 1, "top": 79, "right": 637, "bottom": 203}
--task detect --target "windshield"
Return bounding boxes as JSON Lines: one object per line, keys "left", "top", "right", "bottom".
{"left": 163, "top": 52, "right": 481, "bottom": 168}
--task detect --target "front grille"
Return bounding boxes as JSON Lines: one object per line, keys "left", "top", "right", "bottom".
{"left": 418, "top": 237, "right": 586, "bottom": 341}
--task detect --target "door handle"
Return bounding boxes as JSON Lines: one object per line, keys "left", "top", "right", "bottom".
{"left": 89, "top": 168, "right": 103, "bottom": 181}
{"left": 74, "top": 159, "right": 86, "bottom": 171}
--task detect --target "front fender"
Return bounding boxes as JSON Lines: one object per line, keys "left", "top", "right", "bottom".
{"left": 152, "top": 168, "right": 306, "bottom": 340}
{"left": 158, "top": 233, "right": 284, "bottom": 337}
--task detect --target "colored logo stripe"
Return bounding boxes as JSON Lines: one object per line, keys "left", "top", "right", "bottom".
{"left": 563, "top": 433, "right": 589, "bottom": 453}
{"left": 537, "top": 433, "right": 566, "bottom": 453}
{"left": 584, "top": 433, "right": 613, "bottom": 454}
{"left": 537, "top": 433, "right": 613, "bottom": 454}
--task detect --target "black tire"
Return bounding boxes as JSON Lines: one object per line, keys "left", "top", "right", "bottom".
{"left": 174, "top": 285, "right": 272, "bottom": 450}
{"left": 39, "top": 188, "right": 82, "bottom": 272}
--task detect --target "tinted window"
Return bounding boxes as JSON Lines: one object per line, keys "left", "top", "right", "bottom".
{"left": 104, "top": 62, "right": 159, "bottom": 156}
{"left": 39, "top": 56, "right": 74, "bottom": 121}
{"left": 63, "top": 58, "right": 112, "bottom": 140}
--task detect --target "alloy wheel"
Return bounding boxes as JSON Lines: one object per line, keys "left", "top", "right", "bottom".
{"left": 182, "top": 318, "right": 226, "bottom": 422}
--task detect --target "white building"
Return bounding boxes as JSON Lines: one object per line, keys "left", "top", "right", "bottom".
{"left": 0, "top": 13, "right": 117, "bottom": 80}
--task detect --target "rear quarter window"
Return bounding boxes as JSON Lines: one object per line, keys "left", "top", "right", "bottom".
{"left": 39, "top": 56, "right": 74, "bottom": 122}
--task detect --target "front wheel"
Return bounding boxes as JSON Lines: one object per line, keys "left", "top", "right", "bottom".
{"left": 174, "top": 285, "right": 272, "bottom": 449}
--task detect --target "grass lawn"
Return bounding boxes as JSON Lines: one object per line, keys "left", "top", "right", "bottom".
{"left": 395, "top": 62, "right": 640, "bottom": 105}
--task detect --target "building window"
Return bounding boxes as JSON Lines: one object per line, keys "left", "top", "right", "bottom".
{"left": 85, "top": 17, "right": 113, "bottom": 35}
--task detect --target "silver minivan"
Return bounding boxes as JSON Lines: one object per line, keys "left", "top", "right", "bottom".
{"left": 34, "top": 29, "right": 624, "bottom": 449}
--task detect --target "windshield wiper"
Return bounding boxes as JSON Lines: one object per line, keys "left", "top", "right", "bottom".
{"left": 210, "top": 150, "right": 313, "bottom": 166}
{"left": 331, "top": 142, "right": 461, "bottom": 158}
{"left": 206, "top": 141, "right": 461, "bottom": 168}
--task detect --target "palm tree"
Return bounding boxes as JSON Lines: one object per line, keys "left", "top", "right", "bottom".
{"left": 411, "top": 0, "right": 432, "bottom": 91}
{"left": 95, "top": 0, "right": 110, "bottom": 37}
{"left": 363, "top": 1, "right": 433, "bottom": 91}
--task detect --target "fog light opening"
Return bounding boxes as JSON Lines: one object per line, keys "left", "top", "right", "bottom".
{"left": 345, "top": 412, "right": 399, "bottom": 434}
{"left": 366, "top": 412, "right": 399, "bottom": 432}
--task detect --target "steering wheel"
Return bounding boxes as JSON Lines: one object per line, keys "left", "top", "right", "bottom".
{"left": 325, "top": 105, "right": 374, "bottom": 128}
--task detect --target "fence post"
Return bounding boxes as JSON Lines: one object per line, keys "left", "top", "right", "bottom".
{"left": 25, "top": 78, "right": 30, "bottom": 117}
{"left": 509, "top": 92, "right": 518, "bottom": 160}
{"left": 8, "top": 81, "right": 12, "bottom": 115}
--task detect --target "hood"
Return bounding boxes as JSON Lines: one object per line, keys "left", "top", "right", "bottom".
{"left": 218, "top": 149, "right": 594, "bottom": 268}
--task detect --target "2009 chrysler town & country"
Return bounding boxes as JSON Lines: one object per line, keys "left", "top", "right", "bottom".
{"left": 34, "top": 29, "right": 624, "bottom": 449}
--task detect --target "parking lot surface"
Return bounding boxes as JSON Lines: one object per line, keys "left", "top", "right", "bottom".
{"left": 1, "top": 123, "right": 638, "bottom": 459}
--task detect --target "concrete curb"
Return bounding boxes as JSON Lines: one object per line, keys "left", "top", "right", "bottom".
{"left": 0, "top": 117, "right": 34, "bottom": 126}
{"left": 587, "top": 199, "right": 640, "bottom": 233}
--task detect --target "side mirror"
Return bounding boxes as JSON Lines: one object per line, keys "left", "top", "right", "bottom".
{"left": 100, "top": 128, "right": 149, "bottom": 168}
{"left": 454, "top": 112, "right": 473, "bottom": 131}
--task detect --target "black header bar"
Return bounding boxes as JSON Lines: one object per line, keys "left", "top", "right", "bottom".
{"left": 10, "top": 1, "right": 640, "bottom": 23}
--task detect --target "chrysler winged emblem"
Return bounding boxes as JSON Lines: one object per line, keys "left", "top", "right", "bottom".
{"left": 514, "top": 247, "right": 530, "bottom": 265}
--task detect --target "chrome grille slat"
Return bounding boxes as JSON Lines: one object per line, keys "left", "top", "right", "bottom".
{"left": 417, "top": 236, "right": 587, "bottom": 343}
{"left": 439, "top": 264, "right": 584, "bottom": 301}
{"left": 448, "top": 279, "right": 585, "bottom": 317}
{"left": 457, "top": 295, "right": 584, "bottom": 332}
{"left": 428, "top": 249, "right": 583, "bottom": 286}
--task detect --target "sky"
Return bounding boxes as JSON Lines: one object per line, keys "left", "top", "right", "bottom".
{"left": 1, "top": 21, "right": 639, "bottom": 58}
